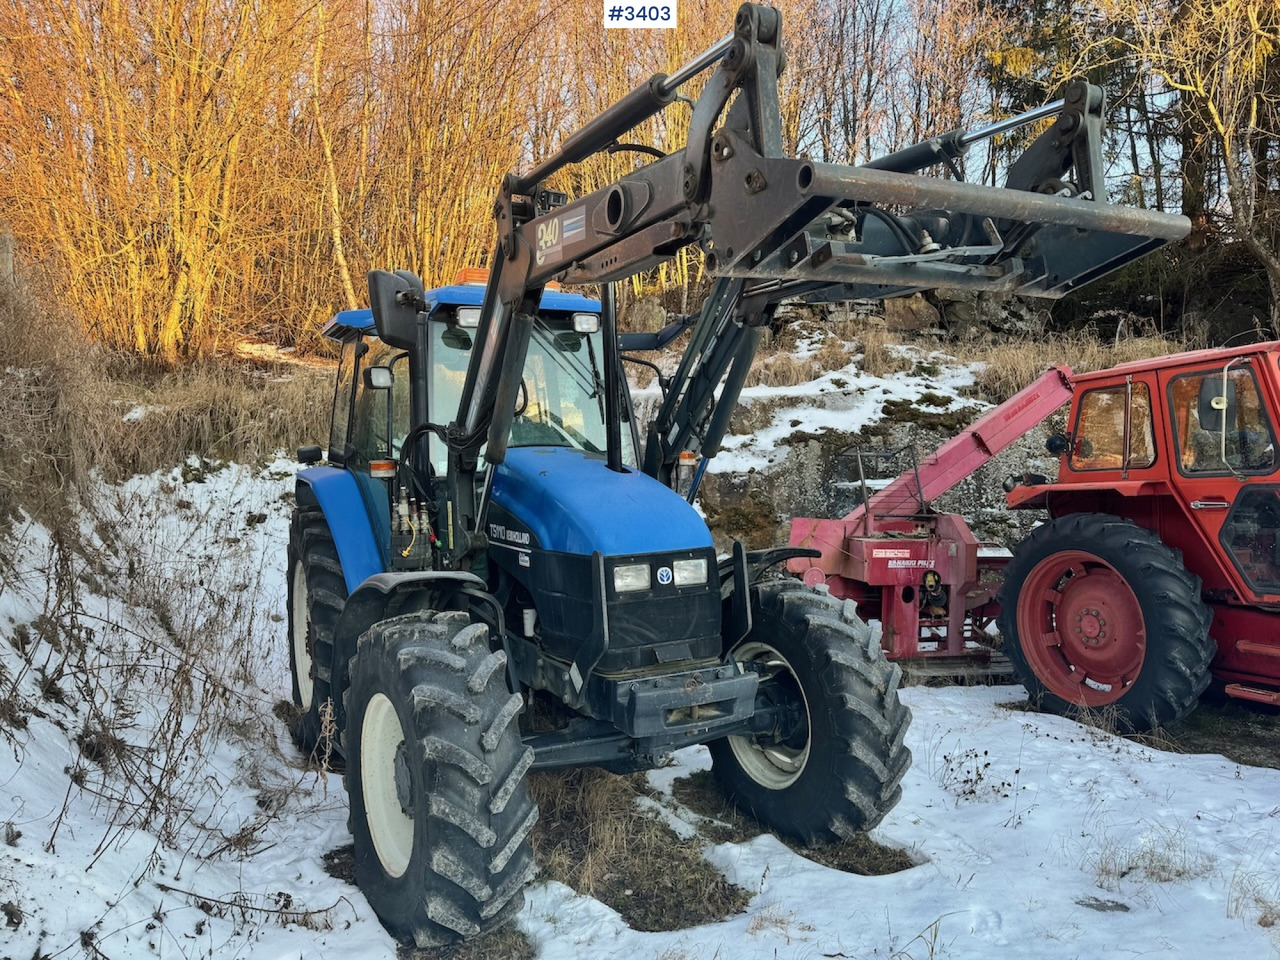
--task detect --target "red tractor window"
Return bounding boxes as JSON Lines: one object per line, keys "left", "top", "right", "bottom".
{"left": 1170, "top": 367, "right": 1276, "bottom": 475}
{"left": 1222, "top": 486, "right": 1280, "bottom": 593}
{"left": 1069, "top": 383, "right": 1155, "bottom": 471}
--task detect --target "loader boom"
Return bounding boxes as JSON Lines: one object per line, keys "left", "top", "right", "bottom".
{"left": 368, "top": 3, "right": 1188, "bottom": 571}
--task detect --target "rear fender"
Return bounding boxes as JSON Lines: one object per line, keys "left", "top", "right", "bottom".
{"left": 296, "top": 467, "right": 383, "bottom": 593}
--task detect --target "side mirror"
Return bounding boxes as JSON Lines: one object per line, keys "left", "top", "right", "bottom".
{"left": 1198, "top": 375, "right": 1236, "bottom": 432}
{"left": 364, "top": 365, "right": 393, "bottom": 390}
{"left": 368, "top": 269, "right": 425, "bottom": 350}
{"left": 297, "top": 444, "right": 323, "bottom": 464}
{"left": 442, "top": 327, "right": 473, "bottom": 350}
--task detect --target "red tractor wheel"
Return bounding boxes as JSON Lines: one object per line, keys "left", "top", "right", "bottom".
{"left": 997, "top": 513, "right": 1214, "bottom": 733}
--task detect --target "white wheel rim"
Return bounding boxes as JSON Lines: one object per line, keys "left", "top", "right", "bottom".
{"left": 727, "top": 641, "right": 811, "bottom": 790}
{"left": 290, "top": 561, "right": 314, "bottom": 710}
{"left": 361, "top": 693, "right": 414, "bottom": 878}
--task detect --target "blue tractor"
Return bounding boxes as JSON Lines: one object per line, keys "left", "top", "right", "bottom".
{"left": 288, "top": 273, "right": 909, "bottom": 944}
{"left": 286, "top": 3, "right": 1189, "bottom": 944}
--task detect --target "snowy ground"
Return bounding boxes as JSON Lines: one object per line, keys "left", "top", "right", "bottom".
{"left": 3, "top": 454, "right": 1279, "bottom": 959}
{"left": 631, "top": 335, "right": 986, "bottom": 477}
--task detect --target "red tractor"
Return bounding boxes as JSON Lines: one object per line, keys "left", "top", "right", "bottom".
{"left": 790, "top": 341, "right": 1280, "bottom": 732}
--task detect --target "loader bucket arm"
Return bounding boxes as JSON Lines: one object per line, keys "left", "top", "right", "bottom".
{"left": 417, "top": 1, "right": 1189, "bottom": 568}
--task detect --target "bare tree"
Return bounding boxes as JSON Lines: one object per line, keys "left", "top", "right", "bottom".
{"left": 1099, "top": 0, "right": 1280, "bottom": 330}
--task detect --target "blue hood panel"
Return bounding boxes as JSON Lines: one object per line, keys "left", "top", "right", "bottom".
{"left": 490, "top": 447, "right": 712, "bottom": 556}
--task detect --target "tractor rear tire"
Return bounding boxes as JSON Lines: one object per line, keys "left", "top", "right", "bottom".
{"left": 997, "top": 513, "right": 1215, "bottom": 733}
{"left": 286, "top": 506, "right": 347, "bottom": 763}
{"left": 709, "top": 581, "right": 912, "bottom": 841}
{"left": 344, "top": 611, "right": 537, "bottom": 946}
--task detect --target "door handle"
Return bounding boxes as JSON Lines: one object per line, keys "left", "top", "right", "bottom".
{"left": 1190, "top": 500, "right": 1231, "bottom": 510}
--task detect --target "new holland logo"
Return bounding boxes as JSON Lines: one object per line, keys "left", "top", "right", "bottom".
{"left": 656, "top": 566, "right": 674, "bottom": 586}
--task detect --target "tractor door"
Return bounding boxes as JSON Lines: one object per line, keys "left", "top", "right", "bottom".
{"left": 347, "top": 336, "right": 411, "bottom": 566}
{"left": 1165, "top": 361, "right": 1280, "bottom": 601}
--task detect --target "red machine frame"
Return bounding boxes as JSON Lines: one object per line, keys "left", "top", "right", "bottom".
{"left": 788, "top": 367, "right": 1073, "bottom": 663}
{"left": 789, "top": 343, "right": 1280, "bottom": 705}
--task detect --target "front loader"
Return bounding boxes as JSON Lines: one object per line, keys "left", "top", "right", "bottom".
{"left": 285, "top": 3, "right": 1189, "bottom": 945}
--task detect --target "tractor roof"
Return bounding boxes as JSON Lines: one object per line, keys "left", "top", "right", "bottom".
{"left": 1070, "top": 340, "right": 1280, "bottom": 385}
{"left": 323, "top": 286, "right": 601, "bottom": 341}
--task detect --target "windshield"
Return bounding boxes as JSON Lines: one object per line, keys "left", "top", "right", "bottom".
{"left": 428, "top": 312, "right": 635, "bottom": 473}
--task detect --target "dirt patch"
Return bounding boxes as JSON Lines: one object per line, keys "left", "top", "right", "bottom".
{"left": 399, "top": 926, "right": 536, "bottom": 960}
{"left": 528, "top": 767, "right": 751, "bottom": 932}
{"left": 702, "top": 496, "right": 779, "bottom": 550}
{"left": 1163, "top": 696, "right": 1280, "bottom": 770}
{"left": 320, "top": 844, "right": 355, "bottom": 884}
{"left": 670, "top": 770, "right": 916, "bottom": 876}
{"left": 879, "top": 397, "right": 981, "bottom": 433}
{"left": 1001, "top": 695, "right": 1280, "bottom": 771}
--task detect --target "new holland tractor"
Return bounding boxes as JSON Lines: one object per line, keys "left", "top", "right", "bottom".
{"left": 285, "top": 3, "right": 1191, "bottom": 944}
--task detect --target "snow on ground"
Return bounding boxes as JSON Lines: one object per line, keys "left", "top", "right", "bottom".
{"left": 2, "top": 446, "right": 1279, "bottom": 959}
{"left": 660, "top": 343, "right": 987, "bottom": 476}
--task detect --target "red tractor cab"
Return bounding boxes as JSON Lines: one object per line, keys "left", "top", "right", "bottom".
{"left": 999, "top": 342, "right": 1280, "bottom": 730}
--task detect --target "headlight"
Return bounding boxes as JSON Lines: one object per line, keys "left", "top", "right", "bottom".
{"left": 613, "top": 563, "right": 650, "bottom": 593}
{"left": 673, "top": 558, "right": 708, "bottom": 586}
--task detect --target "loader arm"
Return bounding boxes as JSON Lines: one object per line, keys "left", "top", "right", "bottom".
{"left": 369, "top": 2, "right": 1187, "bottom": 570}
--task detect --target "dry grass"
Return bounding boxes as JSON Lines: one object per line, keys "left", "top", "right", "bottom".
{"left": 628, "top": 301, "right": 1181, "bottom": 401}
{"left": 527, "top": 767, "right": 751, "bottom": 931}
{"left": 742, "top": 317, "right": 912, "bottom": 388}
{"left": 398, "top": 924, "right": 536, "bottom": 960}
{"left": 0, "top": 274, "right": 329, "bottom": 523}
{"left": 1088, "top": 823, "right": 1214, "bottom": 892}
{"left": 1227, "top": 865, "right": 1280, "bottom": 930}
{"left": 0, "top": 272, "right": 336, "bottom": 856}
{"left": 857, "top": 321, "right": 916, "bottom": 378}
{"left": 949, "top": 331, "right": 1191, "bottom": 402}
{"left": 746, "top": 351, "right": 825, "bottom": 387}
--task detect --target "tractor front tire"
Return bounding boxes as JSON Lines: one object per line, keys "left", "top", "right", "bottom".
{"left": 996, "top": 513, "right": 1215, "bottom": 733}
{"left": 709, "top": 581, "right": 912, "bottom": 841}
{"left": 344, "top": 611, "right": 537, "bottom": 945}
{"left": 286, "top": 506, "right": 346, "bottom": 762}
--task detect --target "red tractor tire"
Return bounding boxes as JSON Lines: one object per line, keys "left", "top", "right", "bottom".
{"left": 997, "top": 513, "right": 1214, "bottom": 733}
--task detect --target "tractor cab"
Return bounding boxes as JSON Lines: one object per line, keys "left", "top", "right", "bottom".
{"left": 998, "top": 342, "right": 1280, "bottom": 723}
{"left": 1013, "top": 342, "right": 1280, "bottom": 606}
{"left": 320, "top": 275, "right": 638, "bottom": 571}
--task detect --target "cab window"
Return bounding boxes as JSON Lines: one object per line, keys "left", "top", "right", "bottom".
{"left": 1069, "top": 383, "right": 1155, "bottom": 471}
{"left": 1170, "top": 367, "right": 1276, "bottom": 475}
{"left": 1222, "top": 486, "right": 1280, "bottom": 593}
{"left": 350, "top": 337, "right": 409, "bottom": 466}
{"left": 429, "top": 322, "right": 475, "bottom": 475}
{"left": 428, "top": 312, "right": 636, "bottom": 474}
{"left": 328, "top": 340, "right": 358, "bottom": 462}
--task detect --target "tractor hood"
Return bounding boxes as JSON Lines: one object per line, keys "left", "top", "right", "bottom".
{"left": 488, "top": 447, "right": 712, "bottom": 556}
